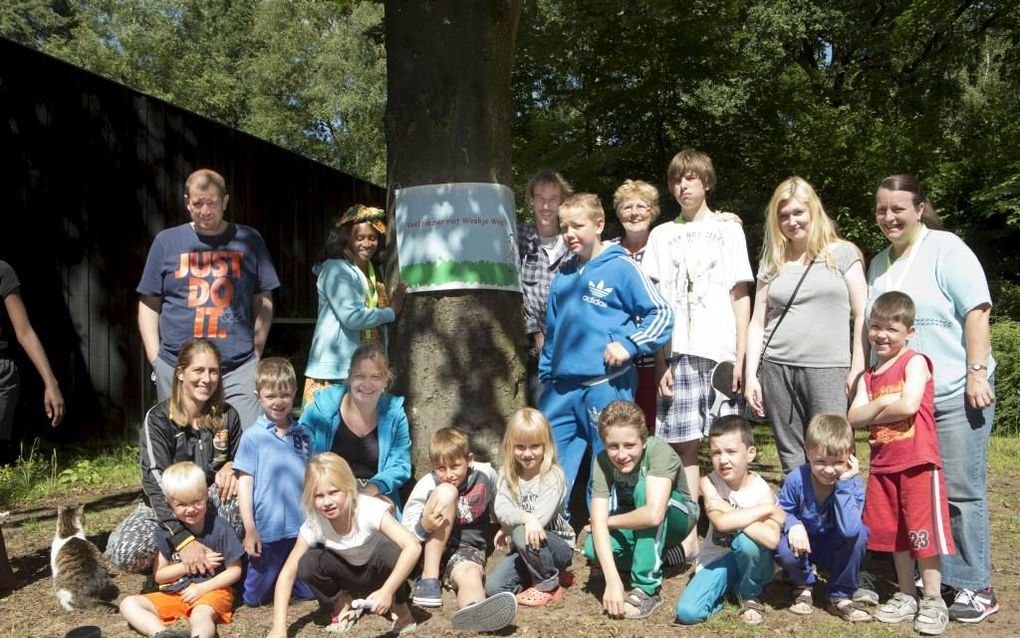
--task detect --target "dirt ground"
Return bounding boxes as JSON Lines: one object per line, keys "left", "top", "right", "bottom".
{"left": 2, "top": 461, "right": 1017, "bottom": 638}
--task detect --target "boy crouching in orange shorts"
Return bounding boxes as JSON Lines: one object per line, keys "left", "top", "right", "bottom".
{"left": 119, "top": 461, "right": 244, "bottom": 638}
{"left": 850, "top": 291, "right": 954, "bottom": 636}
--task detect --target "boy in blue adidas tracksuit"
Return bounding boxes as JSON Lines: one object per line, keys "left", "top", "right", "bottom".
{"left": 539, "top": 193, "right": 673, "bottom": 515}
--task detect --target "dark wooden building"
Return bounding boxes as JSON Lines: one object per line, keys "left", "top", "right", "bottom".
{"left": 0, "top": 38, "right": 384, "bottom": 442}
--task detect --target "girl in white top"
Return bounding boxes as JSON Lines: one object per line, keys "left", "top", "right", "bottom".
{"left": 266, "top": 453, "right": 419, "bottom": 637}
{"left": 487, "top": 408, "right": 576, "bottom": 606}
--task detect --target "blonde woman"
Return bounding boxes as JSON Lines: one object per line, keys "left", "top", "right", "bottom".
{"left": 744, "top": 177, "right": 867, "bottom": 473}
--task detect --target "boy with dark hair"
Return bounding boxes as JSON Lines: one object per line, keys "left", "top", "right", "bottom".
{"left": 402, "top": 427, "right": 517, "bottom": 633}
{"left": 849, "top": 291, "right": 954, "bottom": 635}
{"left": 540, "top": 193, "right": 673, "bottom": 513}
{"left": 774, "top": 414, "right": 871, "bottom": 623}
{"left": 675, "top": 416, "right": 783, "bottom": 626}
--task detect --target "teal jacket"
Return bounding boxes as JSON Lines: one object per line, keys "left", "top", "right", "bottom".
{"left": 298, "top": 385, "right": 412, "bottom": 514}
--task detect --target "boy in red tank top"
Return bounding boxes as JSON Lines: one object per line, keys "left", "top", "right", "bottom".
{"left": 849, "top": 291, "right": 953, "bottom": 635}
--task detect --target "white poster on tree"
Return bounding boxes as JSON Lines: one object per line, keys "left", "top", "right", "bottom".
{"left": 394, "top": 182, "right": 520, "bottom": 292}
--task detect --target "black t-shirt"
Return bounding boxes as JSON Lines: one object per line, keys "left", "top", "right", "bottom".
{"left": 331, "top": 420, "right": 380, "bottom": 481}
{"left": 0, "top": 261, "right": 22, "bottom": 358}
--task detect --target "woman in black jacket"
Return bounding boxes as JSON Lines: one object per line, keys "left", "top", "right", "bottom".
{"left": 106, "top": 338, "right": 243, "bottom": 574}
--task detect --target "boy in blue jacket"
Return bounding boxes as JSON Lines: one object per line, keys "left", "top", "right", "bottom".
{"left": 539, "top": 192, "right": 673, "bottom": 513}
{"left": 774, "top": 414, "right": 871, "bottom": 622}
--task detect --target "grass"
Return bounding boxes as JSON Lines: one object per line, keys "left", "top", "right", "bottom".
{"left": 0, "top": 438, "right": 139, "bottom": 507}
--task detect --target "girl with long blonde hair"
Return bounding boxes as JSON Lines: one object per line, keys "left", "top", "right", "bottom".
{"left": 745, "top": 177, "right": 867, "bottom": 473}
{"left": 487, "top": 408, "right": 575, "bottom": 607}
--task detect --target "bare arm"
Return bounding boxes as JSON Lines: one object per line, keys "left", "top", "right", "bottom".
{"left": 964, "top": 304, "right": 995, "bottom": 409}
{"left": 730, "top": 282, "right": 751, "bottom": 391}
{"left": 252, "top": 291, "right": 274, "bottom": 358}
{"left": 237, "top": 473, "right": 260, "bottom": 557}
{"left": 365, "top": 514, "right": 423, "bottom": 615}
{"left": 5, "top": 290, "right": 64, "bottom": 426}
{"left": 869, "top": 356, "right": 929, "bottom": 424}
{"left": 590, "top": 496, "right": 626, "bottom": 618}
{"left": 606, "top": 475, "right": 672, "bottom": 530}
{"left": 267, "top": 535, "right": 311, "bottom": 637}
{"left": 845, "top": 261, "right": 868, "bottom": 394}
{"left": 138, "top": 296, "right": 162, "bottom": 365}
{"left": 847, "top": 375, "right": 895, "bottom": 428}
{"left": 743, "top": 280, "right": 769, "bottom": 417}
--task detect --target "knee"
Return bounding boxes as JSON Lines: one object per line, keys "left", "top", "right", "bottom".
{"left": 430, "top": 483, "right": 459, "bottom": 509}
{"left": 675, "top": 597, "right": 708, "bottom": 625}
{"left": 731, "top": 533, "right": 766, "bottom": 560}
{"left": 451, "top": 561, "right": 484, "bottom": 588}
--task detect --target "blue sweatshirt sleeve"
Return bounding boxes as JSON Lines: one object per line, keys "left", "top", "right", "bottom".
{"left": 538, "top": 281, "right": 558, "bottom": 381}
{"left": 368, "top": 396, "right": 412, "bottom": 501}
{"left": 777, "top": 469, "right": 803, "bottom": 534}
{"left": 298, "top": 394, "right": 336, "bottom": 454}
{"left": 615, "top": 259, "right": 673, "bottom": 357}
{"left": 832, "top": 476, "right": 865, "bottom": 538}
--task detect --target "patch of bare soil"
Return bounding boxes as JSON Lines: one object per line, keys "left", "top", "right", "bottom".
{"left": 1, "top": 465, "right": 1017, "bottom": 638}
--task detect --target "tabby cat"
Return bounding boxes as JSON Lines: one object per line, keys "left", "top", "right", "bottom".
{"left": 51, "top": 504, "right": 117, "bottom": 610}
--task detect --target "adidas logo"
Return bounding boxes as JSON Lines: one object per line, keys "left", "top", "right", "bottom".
{"left": 588, "top": 280, "right": 613, "bottom": 298}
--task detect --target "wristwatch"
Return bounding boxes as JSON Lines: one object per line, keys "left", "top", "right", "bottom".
{"left": 969, "top": 363, "right": 989, "bottom": 372}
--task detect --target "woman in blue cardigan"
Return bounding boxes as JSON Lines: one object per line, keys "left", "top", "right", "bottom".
{"left": 303, "top": 204, "right": 407, "bottom": 406}
{"left": 299, "top": 343, "right": 412, "bottom": 514}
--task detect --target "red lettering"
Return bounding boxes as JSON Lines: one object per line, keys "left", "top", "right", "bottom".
{"left": 188, "top": 278, "right": 209, "bottom": 306}
{"left": 205, "top": 307, "right": 227, "bottom": 338}
{"left": 189, "top": 252, "right": 211, "bottom": 277}
{"left": 209, "top": 277, "right": 233, "bottom": 308}
{"left": 175, "top": 253, "right": 190, "bottom": 278}
{"left": 193, "top": 307, "right": 205, "bottom": 337}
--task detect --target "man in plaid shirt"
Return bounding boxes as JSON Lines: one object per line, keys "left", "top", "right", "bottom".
{"left": 518, "top": 169, "right": 572, "bottom": 406}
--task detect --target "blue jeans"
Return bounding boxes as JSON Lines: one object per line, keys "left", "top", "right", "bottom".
{"left": 539, "top": 367, "right": 637, "bottom": 517}
{"left": 774, "top": 524, "right": 868, "bottom": 600}
{"left": 485, "top": 526, "right": 574, "bottom": 595}
{"left": 675, "top": 533, "right": 775, "bottom": 624}
{"left": 935, "top": 378, "right": 994, "bottom": 590}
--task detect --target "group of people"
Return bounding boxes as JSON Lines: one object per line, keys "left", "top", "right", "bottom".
{"left": 89, "top": 151, "right": 995, "bottom": 638}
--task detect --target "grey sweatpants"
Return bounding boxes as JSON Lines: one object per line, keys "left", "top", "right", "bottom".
{"left": 760, "top": 361, "right": 849, "bottom": 474}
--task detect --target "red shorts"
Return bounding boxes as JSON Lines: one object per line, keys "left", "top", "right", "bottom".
{"left": 863, "top": 464, "right": 954, "bottom": 559}
{"left": 144, "top": 587, "right": 234, "bottom": 624}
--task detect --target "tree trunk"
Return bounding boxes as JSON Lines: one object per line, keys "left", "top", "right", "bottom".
{"left": 384, "top": 0, "right": 525, "bottom": 474}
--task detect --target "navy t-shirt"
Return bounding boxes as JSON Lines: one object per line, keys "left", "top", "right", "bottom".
{"left": 0, "top": 260, "right": 21, "bottom": 357}
{"left": 155, "top": 510, "right": 245, "bottom": 593}
{"left": 137, "top": 223, "right": 280, "bottom": 368}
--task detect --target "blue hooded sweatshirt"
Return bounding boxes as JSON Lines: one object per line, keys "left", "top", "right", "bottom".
{"left": 539, "top": 244, "right": 673, "bottom": 384}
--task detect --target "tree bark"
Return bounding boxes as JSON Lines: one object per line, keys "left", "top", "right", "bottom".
{"left": 384, "top": 0, "right": 525, "bottom": 474}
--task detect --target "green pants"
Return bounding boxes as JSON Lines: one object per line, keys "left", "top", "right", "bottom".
{"left": 584, "top": 480, "right": 698, "bottom": 594}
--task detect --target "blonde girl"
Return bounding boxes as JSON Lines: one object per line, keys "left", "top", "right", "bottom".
{"left": 266, "top": 453, "right": 420, "bottom": 637}
{"left": 486, "top": 408, "right": 575, "bottom": 607}
{"left": 744, "top": 177, "right": 867, "bottom": 474}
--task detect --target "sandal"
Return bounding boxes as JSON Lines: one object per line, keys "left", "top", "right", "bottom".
{"left": 516, "top": 586, "right": 564, "bottom": 607}
{"left": 388, "top": 614, "right": 419, "bottom": 636}
{"left": 326, "top": 608, "right": 363, "bottom": 635}
{"left": 623, "top": 588, "right": 662, "bottom": 620}
{"left": 790, "top": 587, "right": 814, "bottom": 615}
{"left": 739, "top": 597, "right": 766, "bottom": 626}
{"left": 828, "top": 597, "right": 873, "bottom": 623}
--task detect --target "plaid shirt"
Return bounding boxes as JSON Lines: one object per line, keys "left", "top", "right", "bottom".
{"left": 518, "top": 223, "right": 570, "bottom": 342}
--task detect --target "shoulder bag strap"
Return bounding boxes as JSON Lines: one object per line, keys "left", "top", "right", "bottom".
{"left": 759, "top": 260, "right": 814, "bottom": 369}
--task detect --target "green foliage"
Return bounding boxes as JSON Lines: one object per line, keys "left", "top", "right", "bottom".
{"left": 401, "top": 260, "right": 518, "bottom": 287}
{"left": 992, "top": 279, "right": 1020, "bottom": 322}
{"left": 991, "top": 320, "right": 1020, "bottom": 436}
{"left": 0, "top": 439, "right": 139, "bottom": 506}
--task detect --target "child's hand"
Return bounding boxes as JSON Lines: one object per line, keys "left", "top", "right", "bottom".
{"left": 839, "top": 455, "right": 860, "bottom": 482}
{"left": 603, "top": 342, "right": 631, "bottom": 367}
{"left": 178, "top": 541, "right": 217, "bottom": 575}
{"left": 658, "top": 366, "right": 674, "bottom": 399}
{"left": 244, "top": 529, "right": 262, "bottom": 558}
{"left": 180, "top": 582, "right": 206, "bottom": 604}
{"left": 744, "top": 378, "right": 765, "bottom": 418}
{"left": 422, "top": 499, "right": 448, "bottom": 534}
{"left": 787, "top": 524, "right": 811, "bottom": 557}
{"left": 365, "top": 589, "right": 393, "bottom": 616}
{"left": 524, "top": 516, "right": 547, "bottom": 551}
{"left": 493, "top": 528, "right": 509, "bottom": 550}
{"left": 602, "top": 579, "right": 627, "bottom": 618}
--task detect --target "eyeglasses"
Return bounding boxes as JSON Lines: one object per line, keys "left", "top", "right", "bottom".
{"left": 620, "top": 202, "right": 651, "bottom": 212}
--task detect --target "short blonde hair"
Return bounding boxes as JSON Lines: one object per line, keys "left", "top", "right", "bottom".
{"left": 559, "top": 193, "right": 605, "bottom": 224}
{"left": 527, "top": 169, "right": 573, "bottom": 204}
{"left": 256, "top": 357, "right": 296, "bottom": 393}
{"left": 161, "top": 461, "right": 208, "bottom": 502}
{"left": 499, "top": 408, "right": 564, "bottom": 502}
{"left": 613, "top": 180, "right": 661, "bottom": 222}
{"left": 597, "top": 400, "right": 648, "bottom": 442}
{"left": 184, "top": 169, "right": 227, "bottom": 198}
{"left": 429, "top": 427, "right": 472, "bottom": 465}
{"left": 666, "top": 148, "right": 717, "bottom": 190}
{"left": 805, "top": 414, "right": 854, "bottom": 458}
{"left": 301, "top": 453, "right": 358, "bottom": 522}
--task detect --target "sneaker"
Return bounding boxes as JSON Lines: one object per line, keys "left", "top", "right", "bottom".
{"left": 412, "top": 577, "right": 442, "bottom": 608}
{"left": 948, "top": 587, "right": 999, "bottom": 623}
{"left": 915, "top": 596, "right": 949, "bottom": 635}
{"left": 874, "top": 592, "right": 917, "bottom": 624}
{"left": 452, "top": 592, "right": 517, "bottom": 632}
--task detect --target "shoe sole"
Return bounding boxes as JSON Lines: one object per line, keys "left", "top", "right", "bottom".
{"left": 411, "top": 596, "right": 442, "bottom": 608}
{"left": 452, "top": 592, "right": 518, "bottom": 632}
{"left": 874, "top": 613, "right": 915, "bottom": 624}
{"left": 951, "top": 603, "right": 999, "bottom": 623}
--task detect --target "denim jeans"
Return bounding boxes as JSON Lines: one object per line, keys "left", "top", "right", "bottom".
{"left": 485, "top": 525, "right": 574, "bottom": 595}
{"left": 675, "top": 533, "right": 775, "bottom": 624}
{"left": 935, "top": 377, "right": 995, "bottom": 590}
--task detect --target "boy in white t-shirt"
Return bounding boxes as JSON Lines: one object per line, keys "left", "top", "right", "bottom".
{"left": 674, "top": 416, "right": 783, "bottom": 626}
{"left": 642, "top": 148, "right": 753, "bottom": 561}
